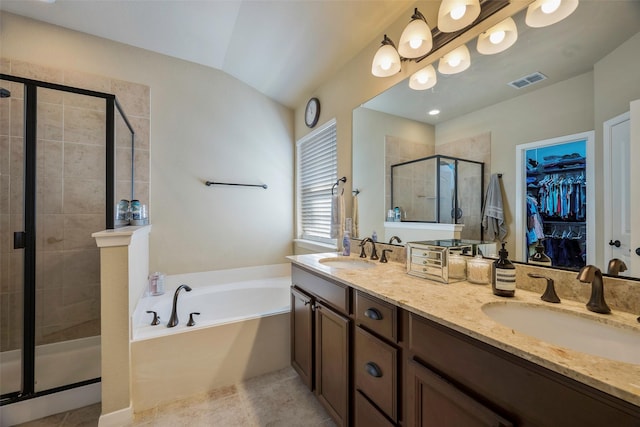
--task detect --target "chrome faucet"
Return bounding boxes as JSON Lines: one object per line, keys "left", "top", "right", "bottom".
{"left": 606, "top": 258, "right": 627, "bottom": 276}
{"left": 576, "top": 265, "right": 610, "bottom": 314}
{"left": 359, "top": 237, "right": 378, "bottom": 260}
{"left": 167, "top": 284, "right": 192, "bottom": 327}
{"left": 388, "top": 236, "right": 402, "bottom": 244}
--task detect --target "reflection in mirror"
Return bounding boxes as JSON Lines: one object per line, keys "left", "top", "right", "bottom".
{"left": 352, "top": 1, "right": 640, "bottom": 277}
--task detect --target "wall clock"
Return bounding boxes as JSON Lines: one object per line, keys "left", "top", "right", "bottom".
{"left": 305, "top": 97, "right": 320, "bottom": 128}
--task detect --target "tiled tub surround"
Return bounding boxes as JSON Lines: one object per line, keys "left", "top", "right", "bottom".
{"left": 0, "top": 57, "right": 150, "bottom": 351}
{"left": 288, "top": 252, "right": 640, "bottom": 408}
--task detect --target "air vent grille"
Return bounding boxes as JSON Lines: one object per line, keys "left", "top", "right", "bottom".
{"left": 508, "top": 72, "right": 547, "bottom": 89}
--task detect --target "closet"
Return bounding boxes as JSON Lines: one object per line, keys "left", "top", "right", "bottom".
{"left": 525, "top": 139, "right": 588, "bottom": 269}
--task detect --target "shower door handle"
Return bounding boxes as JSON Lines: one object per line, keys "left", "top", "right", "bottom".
{"left": 14, "top": 231, "right": 25, "bottom": 249}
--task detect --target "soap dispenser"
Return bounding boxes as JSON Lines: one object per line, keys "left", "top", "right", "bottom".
{"left": 492, "top": 242, "right": 516, "bottom": 297}
{"left": 529, "top": 241, "right": 552, "bottom": 266}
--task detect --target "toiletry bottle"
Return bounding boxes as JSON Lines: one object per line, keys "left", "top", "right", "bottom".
{"left": 372, "top": 231, "right": 377, "bottom": 242}
{"left": 394, "top": 206, "right": 401, "bottom": 222}
{"left": 492, "top": 243, "right": 516, "bottom": 297}
{"left": 387, "top": 210, "right": 394, "bottom": 222}
{"left": 343, "top": 218, "right": 352, "bottom": 256}
{"left": 529, "top": 241, "right": 552, "bottom": 266}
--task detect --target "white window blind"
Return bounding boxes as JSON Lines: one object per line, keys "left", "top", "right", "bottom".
{"left": 297, "top": 119, "right": 337, "bottom": 244}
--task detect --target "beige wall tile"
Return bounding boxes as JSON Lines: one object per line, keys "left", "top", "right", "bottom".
{"left": 63, "top": 248, "right": 100, "bottom": 288}
{"left": 9, "top": 176, "right": 24, "bottom": 215}
{"left": 39, "top": 139, "right": 64, "bottom": 180}
{"left": 37, "top": 174, "right": 63, "bottom": 214}
{"left": 116, "top": 112, "right": 134, "bottom": 147}
{"left": 1, "top": 135, "right": 10, "bottom": 174}
{"left": 64, "top": 214, "right": 105, "bottom": 250}
{"left": 64, "top": 142, "right": 106, "bottom": 180}
{"left": 64, "top": 69, "right": 111, "bottom": 94}
{"left": 116, "top": 146, "right": 132, "bottom": 181}
{"left": 0, "top": 175, "right": 9, "bottom": 215}
{"left": 134, "top": 148, "right": 149, "bottom": 184}
{"left": 130, "top": 116, "right": 150, "bottom": 150}
{"left": 38, "top": 87, "right": 63, "bottom": 105}
{"left": 10, "top": 98, "right": 23, "bottom": 137}
{"left": 134, "top": 181, "right": 149, "bottom": 207}
{"left": 0, "top": 97, "right": 9, "bottom": 136}
{"left": 111, "top": 79, "right": 150, "bottom": 118}
{"left": 63, "top": 178, "right": 105, "bottom": 215}
{"left": 64, "top": 107, "right": 106, "bottom": 145}
{"left": 0, "top": 58, "right": 9, "bottom": 74}
{"left": 36, "top": 251, "right": 65, "bottom": 291}
{"left": 64, "top": 92, "right": 106, "bottom": 112}
{"left": 11, "top": 60, "right": 64, "bottom": 84}
{"left": 37, "top": 214, "right": 64, "bottom": 252}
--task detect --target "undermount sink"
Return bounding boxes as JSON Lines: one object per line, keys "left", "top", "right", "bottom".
{"left": 319, "top": 257, "right": 376, "bottom": 270}
{"left": 482, "top": 302, "right": 640, "bottom": 365}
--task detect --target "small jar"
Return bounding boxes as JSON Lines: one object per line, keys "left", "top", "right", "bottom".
{"left": 148, "top": 272, "right": 165, "bottom": 296}
{"left": 466, "top": 255, "right": 492, "bottom": 285}
{"left": 448, "top": 253, "right": 467, "bottom": 280}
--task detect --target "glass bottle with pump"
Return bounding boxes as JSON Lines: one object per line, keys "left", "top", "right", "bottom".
{"left": 492, "top": 243, "right": 516, "bottom": 297}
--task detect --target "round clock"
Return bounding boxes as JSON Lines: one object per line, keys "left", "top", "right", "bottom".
{"left": 305, "top": 97, "right": 320, "bottom": 128}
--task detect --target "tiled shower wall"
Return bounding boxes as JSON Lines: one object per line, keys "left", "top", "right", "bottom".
{"left": 0, "top": 58, "right": 150, "bottom": 351}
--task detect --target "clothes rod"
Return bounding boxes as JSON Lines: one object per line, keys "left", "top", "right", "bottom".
{"left": 205, "top": 181, "right": 267, "bottom": 189}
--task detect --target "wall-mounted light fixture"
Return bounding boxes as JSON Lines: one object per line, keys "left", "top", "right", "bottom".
{"left": 438, "top": 44, "right": 471, "bottom": 74}
{"left": 371, "top": 35, "right": 402, "bottom": 77}
{"left": 409, "top": 65, "right": 437, "bottom": 90}
{"left": 525, "top": 0, "right": 579, "bottom": 28}
{"left": 438, "top": 0, "right": 481, "bottom": 33}
{"left": 477, "top": 17, "right": 518, "bottom": 55}
{"left": 398, "top": 8, "right": 433, "bottom": 59}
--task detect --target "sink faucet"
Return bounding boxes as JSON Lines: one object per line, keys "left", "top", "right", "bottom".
{"left": 388, "top": 236, "right": 402, "bottom": 244}
{"left": 167, "top": 284, "right": 192, "bottom": 327}
{"left": 359, "top": 237, "right": 379, "bottom": 260}
{"left": 576, "top": 265, "right": 611, "bottom": 314}
{"left": 527, "top": 273, "right": 560, "bottom": 303}
{"left": 606, "top": 258, "right": 627, "bottom": 276}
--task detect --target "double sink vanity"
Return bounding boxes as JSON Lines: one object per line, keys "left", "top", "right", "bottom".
{"left": 287, "top": 252, "right": 640, "bottom": 426}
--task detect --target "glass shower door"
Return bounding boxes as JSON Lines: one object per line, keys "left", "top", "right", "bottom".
{"left": 33, "top": 86, "right": 104, "bottom": 392}
{"left": 0, "top": 80, "right": 25, "bottom": 399}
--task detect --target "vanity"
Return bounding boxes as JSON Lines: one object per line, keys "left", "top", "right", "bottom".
{"left": 288, "top": 253, "right": 640, "bottom": 427}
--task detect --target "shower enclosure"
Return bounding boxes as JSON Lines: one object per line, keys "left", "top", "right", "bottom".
{"left": 391, "top": 154, "right": 484, "bottom": 240}
{"left": 0, "top": 74, "right": 134, "bottom": 405}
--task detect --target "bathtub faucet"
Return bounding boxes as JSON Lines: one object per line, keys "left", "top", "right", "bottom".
{"left": 167, "top": 284, "right": 192, "bottom": 327}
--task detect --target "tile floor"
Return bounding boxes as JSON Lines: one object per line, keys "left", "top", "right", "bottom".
{"left": 16, "top": 367, "right": 335, "bottom": 427}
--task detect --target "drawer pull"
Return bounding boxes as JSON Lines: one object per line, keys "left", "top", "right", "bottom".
{"left": 364, "top": 308, "right": 383, "bottom": 320}
{"left": 365, "top": 362, "right": 383, "bottom": 378}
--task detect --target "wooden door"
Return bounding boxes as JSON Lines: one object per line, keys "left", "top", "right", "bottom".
{"left": 291, "top": 287, "right": 314, "bottom": 390}
{"left": 315, "top": 301, "right": 350, "bottom": 427}
{"left": 407, "top": 359, "right": 513, "bottom": 427}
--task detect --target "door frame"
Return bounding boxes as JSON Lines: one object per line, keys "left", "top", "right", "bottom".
{"left": 515, "top": 131, "right": 595, "bottom": 265}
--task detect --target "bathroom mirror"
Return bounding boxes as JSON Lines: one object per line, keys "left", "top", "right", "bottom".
{"left": 352, "top": 1, "right": 640, "bottom": 276}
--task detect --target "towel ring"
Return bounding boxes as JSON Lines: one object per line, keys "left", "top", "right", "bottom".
{"left": 332, "top": 177, "right": 347, "bottom": 195}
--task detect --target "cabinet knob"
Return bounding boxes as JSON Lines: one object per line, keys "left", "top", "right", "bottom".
{"left": 364, "top": 308, "right": 383, "bottom": 321}
{"left": 636, "top": 247, "right": 640, "bottom": 256}
{"left": 365, "top": 362, "right": 382, "bottom": 378}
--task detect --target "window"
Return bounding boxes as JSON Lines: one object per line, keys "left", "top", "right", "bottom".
{"left": 297, "top": 119, "right": 337, "bottom": 244}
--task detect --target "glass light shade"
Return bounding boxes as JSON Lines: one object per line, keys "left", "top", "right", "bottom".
{"left": 409, "top": 65, "right": 437, "bottom": 90}
{"left": 371, "top": 36, "right": 401, "bottom": 77}
{"left": 438, "top": 0, "right": 481, "bottom": 33}
{"left": 477, "top": 17, "right": 518, "bottom": 55}
{"left": 438, "top": 44, "right": 471, "bottom": 74}
{"left": 398, "top": 14, "right": 433, "bottom": 58}
{"left": 525, "top": 0, "right": 579, "bottom": 28}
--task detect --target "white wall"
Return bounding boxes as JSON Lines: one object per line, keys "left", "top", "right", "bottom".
{"left": 1, "top": 12, "right": 294, "bottom": 274}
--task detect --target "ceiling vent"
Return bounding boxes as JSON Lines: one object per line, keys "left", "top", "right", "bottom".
{"left": 508, "top": 72, "right": 547, "bottom": 89}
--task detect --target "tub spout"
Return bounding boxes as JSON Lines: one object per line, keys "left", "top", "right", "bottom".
{"left": 167, "top": 284, "right": 192, "bottom": 327}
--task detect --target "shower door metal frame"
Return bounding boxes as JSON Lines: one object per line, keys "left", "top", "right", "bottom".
{"left": 0, "top": 73, "right": 134, "bottom": 405}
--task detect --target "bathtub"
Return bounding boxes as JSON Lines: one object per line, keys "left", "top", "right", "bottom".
{"left": 130, "top": 263, "right": 292, "bottom": 411}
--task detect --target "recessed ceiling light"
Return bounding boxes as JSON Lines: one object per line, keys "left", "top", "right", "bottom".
{"left": 40, "top": 0, "right": 56, "bottom": 3}
{"left": 428, "top": 109, "right": 440, "bottom": 116}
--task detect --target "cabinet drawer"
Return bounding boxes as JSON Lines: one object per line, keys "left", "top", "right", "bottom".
{"left": 355, "top": 391, "right": 395, "bottom": 427}
{"left": 292, "top": 265, "right": 349, "bottom": 312}
{"left": 355, "top": 291, "right": 397, "bottom": 342}
{"left": 355, "top": 327, "right": 398, "bottom": 421}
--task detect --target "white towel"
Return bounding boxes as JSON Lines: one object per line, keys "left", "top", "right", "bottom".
{"left": 482, "top": 174, "right": 507, "bottom": 241}
{"left": 352, "top": 193, "right": 359, "bottom": 238}
{"left": 330, "top": 192, "right": 345, "bottom": 239}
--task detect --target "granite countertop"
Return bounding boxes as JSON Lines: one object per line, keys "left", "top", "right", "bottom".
{"left": 287, "top": 252, "right": 640, "bottom": 408}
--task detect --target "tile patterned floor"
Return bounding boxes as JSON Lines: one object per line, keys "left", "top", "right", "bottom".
{"left": 16, "top": 367, "right": 335, "bottom": 427}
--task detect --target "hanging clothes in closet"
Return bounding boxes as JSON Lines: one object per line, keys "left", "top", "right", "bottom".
{"left": 526, "top": 149, "right": 587, "bottom": 269}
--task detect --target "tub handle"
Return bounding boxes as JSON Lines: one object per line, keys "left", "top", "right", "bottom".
{"left": 146, "top": 310, "right": 160, "bottom": 326}
{"left": 187, "top": 312, "right": 201, "bottom": 327}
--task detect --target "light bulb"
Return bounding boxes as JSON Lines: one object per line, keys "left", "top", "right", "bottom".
{"left": 489, "top": 30, "right": 506, "bottom": 44}
{"left": 380, "top": 58, "right": 392, "bottom": 71}
{"left": 409, "top": 38, "right": 423, "bottom": 49}
{"left": 541, "top": 0, "right": 561, "bottom": 14}
{"left": 448, "top": 55, "right": 461, "bottom": 67}
{"left": 450, "top": 4, "right": 467, "bottom": 20}
{"left": 417, "top": 73, "right": 429, "bottom": 84}
{"left": 428, "top": 109, "right": 440, "bottom": 116}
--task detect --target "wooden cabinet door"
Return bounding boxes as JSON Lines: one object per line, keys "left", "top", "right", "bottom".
{"left": 315, "top": 301, "right": 350, "bottom": 427}
{"left": 291, "top": 287, "right": 314, "bottom": 390}
{"left": 407, "top": 359, "right": 513, "bottom": 427}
